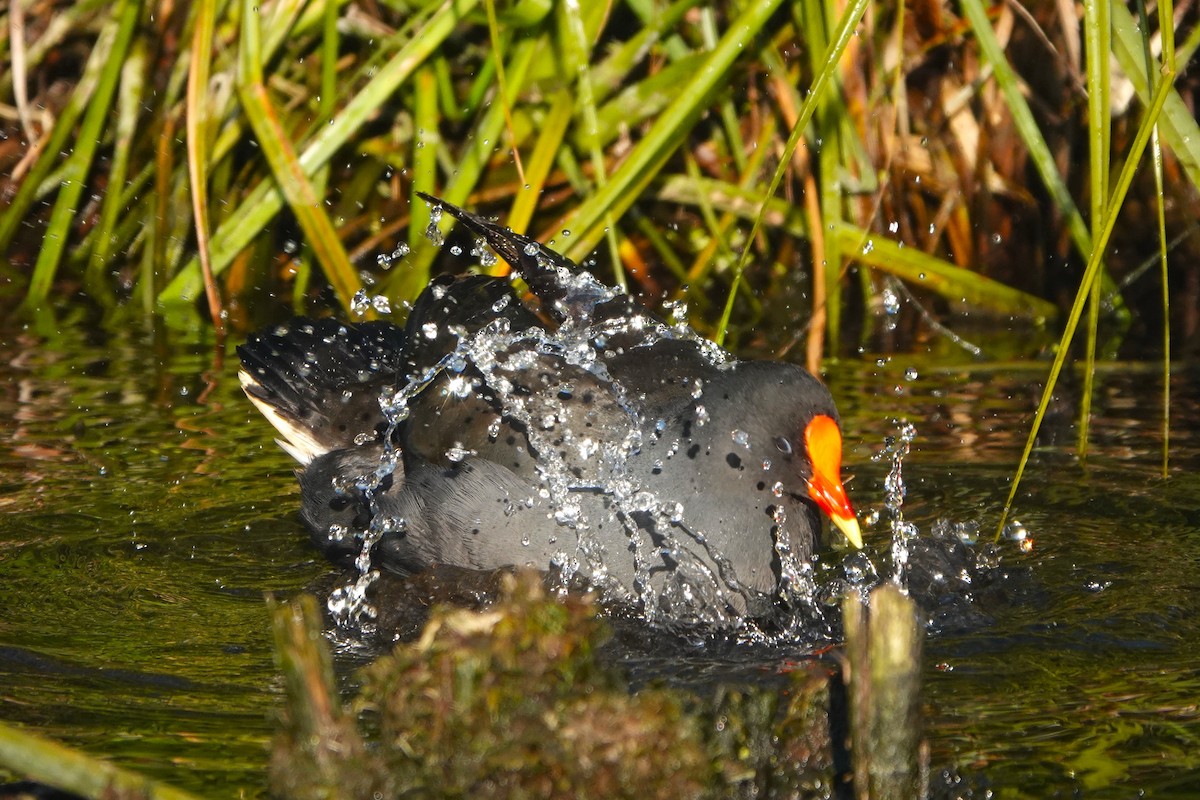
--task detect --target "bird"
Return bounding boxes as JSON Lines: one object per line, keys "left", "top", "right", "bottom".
{"left": 238, "top": 196, "right": 861, "bottom": 626}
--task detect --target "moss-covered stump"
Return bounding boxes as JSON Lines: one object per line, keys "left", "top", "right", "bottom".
{"left": 270, "top": 573, "right": 837, "bottom": 800}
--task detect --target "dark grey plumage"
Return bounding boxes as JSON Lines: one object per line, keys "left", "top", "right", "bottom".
{"left": 239, "top": 198, "right": 860, "bottom": 623}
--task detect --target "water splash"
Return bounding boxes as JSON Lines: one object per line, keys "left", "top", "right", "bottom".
{"left": 351, "top": 289, "right": 393, "bottom": 317}
{"left": 375, "top": 241, "right": 411, "bottom": 270}
{"left": 326, "top": 520, "right": 385, "bottom": 634}
{"left": 325, "top": 456, "right": 406, "bottom": 635}
{"left": 322, "top": 335, "right": 484, "bottom": 633}
{"left": 327, "top": 232, "right": 839, "bottom": 633}
{"left": 872, "top": 420, "right": 919, "bottom": 584}
{"left": 424, "top": 203, "right": 445, "bottom": 246}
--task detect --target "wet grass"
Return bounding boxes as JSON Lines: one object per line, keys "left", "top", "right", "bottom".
{"left": 2, "top": 1, "right": 1194, "bottom": 346}
{"left": 2, "top": 0, "right": 1195, "bottom": 478}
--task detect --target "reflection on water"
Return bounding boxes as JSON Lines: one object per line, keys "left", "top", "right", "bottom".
{"left": 1, "top": 327, "right": 1198, "bottom": 797}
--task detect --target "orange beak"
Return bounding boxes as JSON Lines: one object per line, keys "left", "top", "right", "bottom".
{"left": 803, "top": 415, "right": 863, "bottom": 548}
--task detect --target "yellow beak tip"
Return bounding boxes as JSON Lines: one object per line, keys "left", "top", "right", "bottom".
{"left": 833, "top": 515, "right": 864, "bottom": 549}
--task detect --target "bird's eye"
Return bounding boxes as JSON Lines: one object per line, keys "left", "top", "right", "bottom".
{"left": 774, "top": 436, "right": 793, "bottom": 455}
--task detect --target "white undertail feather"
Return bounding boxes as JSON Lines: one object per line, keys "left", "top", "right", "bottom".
{"left": 238, "top": 370, "right": 329, "bottom": 466}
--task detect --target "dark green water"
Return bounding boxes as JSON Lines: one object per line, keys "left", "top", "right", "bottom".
{"left": 1, "top": 326, "right": 1198, "bottom": 797}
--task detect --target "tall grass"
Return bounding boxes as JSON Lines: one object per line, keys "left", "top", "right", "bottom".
{"left": 0, "top": 0, "right": 1192, "bottom": 467}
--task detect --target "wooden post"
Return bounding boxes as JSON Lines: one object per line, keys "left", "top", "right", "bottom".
{"left": 269, "top": 594, "right": 369, "bottom": 800}
{"left": 843, "top": 583, "right": 926, "bottom": 800}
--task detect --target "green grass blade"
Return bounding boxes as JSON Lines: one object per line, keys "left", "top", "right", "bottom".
{"left": 1077, "top": 0, "right": 1113, "bottom": 456}
{"left": 589, "top": 0, "right": 701, "bottom": 97}
{"left": 561, "top": 0, "right": 624, "bottom": 287}
{"left": 408, "top": 64, "right": 440, "bottom": 253}
{"left": 716, "top": 0, "right": 870, "bottom": 343}
{"left": 996, "top": 73, "right": 1174, "bottom": 539}
{"left": 1153, "top": 121, "right": 1170, "bottom": 477}
{"left": 160, "top": 0, "right": 480, "bottom": 313}
{"left": 1111, "top": 3, "right": 1200, "bottom": 190}
{"left": 683, "top": 150, "right": 736, "bottom": 275}
{"left": 187, "top": 0, "right": 225, "bottom": 338}
{"left": 698, "top": 7, "right": 746, "bottom": 174}
{"left": 319, "top": 0, "right": 339, "bottom": 122}
{"left": 1152, "top": 0, "right": 1176, "bottom": 476}
{"left": 660, "top": 174, "right": 1056, "bottom": 320}
{"left": 960, "top": 0, "right": 1127, "bottom": 315}
{"left": 633, "top": 211, "right": 691, "bottom": 287}
{"left": 1176, "top": 12, "right": 1200, "bottom": 65}
{"left": 506, "top": 87, "right": 574, "bottom": 236}
{"left": 1084, "top": 0, "right": 1111, "bottom": 223}
{"left": 19, "top": 0, "right": 141, "bottom": 311}
{"left": 85, "top": 38, "right": 146, "bottom": 304}
{"left": 236, "top": 0, "right": 361, "bottom": 311}
{"left": 560, "top": 0, "right": 787, "bottom": 265}
{"left": 586, "top": 53, "right": 707, "bottom": 151}
{"left": 262, "top": 0, "right": 308, "bottom": 62}
{"left": 834, "top": 223, "right": 1058, "bottom": 320}
{"left": 0, "top": 719, "right": 205, "bottom": 800}
{"left": 656, "top": 175, "right": 806, "bottom": 235}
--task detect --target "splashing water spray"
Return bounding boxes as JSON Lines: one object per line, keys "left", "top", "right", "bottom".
{"left": 325, "top": 206, "right": 851, "bottom": 636}
{"left": 879, "top": 421, "right": 920, "bottom": 584}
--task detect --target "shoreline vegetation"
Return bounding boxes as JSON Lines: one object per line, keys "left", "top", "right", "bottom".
{"left": 1, "top": 2, "right": 1193, "bottom": 351}
{"left": 1, "top": 1, "right": 1195, "bottom": 796}
{"left": 1, "top": 0, "right": 1193, "bottom": 471}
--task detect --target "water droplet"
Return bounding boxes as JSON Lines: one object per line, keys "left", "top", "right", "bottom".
{"left": 445, "top": 443, "right": 476, "bottom": 462}
{"left": 632, "top": 491, "right": 657, "bottom": 512}
{"left": 1003, "top": 520, "right": 1029, "bottom": 542}
{"left": 425, "top": 204, "right": 444, "bottom": 245}
{"left": 882, "top": 286, "right": 900, "bottom": 315}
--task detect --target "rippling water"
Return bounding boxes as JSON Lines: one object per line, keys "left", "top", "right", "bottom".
{"left": 1, "top": 325, "right": 1197, "bottom": 797}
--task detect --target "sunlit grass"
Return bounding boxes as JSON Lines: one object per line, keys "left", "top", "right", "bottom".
{"left": 0, "top": 0, "right": 1191, "bottom": 473}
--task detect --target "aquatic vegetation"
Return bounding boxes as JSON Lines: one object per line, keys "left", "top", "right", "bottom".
{"left": 3, "top": 1, "right": 1192, "bottom": 366}
{"left": 271, "top": 572, "right": 841, "bottom": 800}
